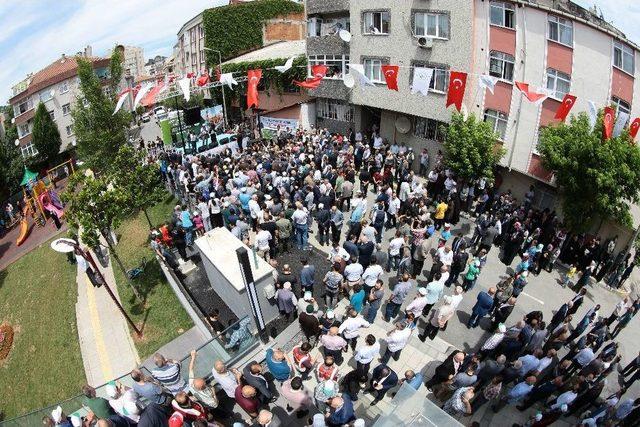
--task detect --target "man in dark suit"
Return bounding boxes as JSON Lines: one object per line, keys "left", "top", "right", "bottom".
{"left": 467, "top": 287, "right": 496, "bottom": 328}
{"left": 425, "top": 350, "right": 465, "bottom": 391}
{"left": 491, "top": 297, "right": 516, "bottom": 331}
{"left": 548, "top": 301, "right": 571, "bottom": 332}
{"left": 242, "top": 362, "right": 272, "bottom": 403}
{"left": 368, "top": 364, "right": 399, "bottom": 405}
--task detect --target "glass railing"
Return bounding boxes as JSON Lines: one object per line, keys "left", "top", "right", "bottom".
{"left": 0, "top": 316, "right": 258, "bottom": 426}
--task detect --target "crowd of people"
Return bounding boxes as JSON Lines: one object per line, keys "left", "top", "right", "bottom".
{"left": 44, "top": 121, "right": 640, "bottom": 426}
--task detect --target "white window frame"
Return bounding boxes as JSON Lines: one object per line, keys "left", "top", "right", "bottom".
{"left": 484, "top": 109, "right": 509, "bottom": 141}
{"left": 308, "top": 55, "right": 350, "bottom": 80}
{"left": 413, "top": 12, "right": 450, "bottom": 40}
{"left": 548, "top": 15, "right": 573, "bottom": 47}
{"left": 363, "top": 58, "right": 385, "bottom": 83}
{"left": 490, "top": 1, "right": 515, "bottom": 29}
{"left": 363, "top": 11, "right": 390, "bottom": 35}
{"left": 20, "top": 142, "right": 38, "bottom": 158}
{"left": 66, "top": 124, "right": 74, "bottom": 137}
{"left": 546, "top": 68, "right": 571, "bottom": 101}
{"left": 62, "top": 103, "right": 72, "bottom": 116}
{"left": 59, "top": 81, "right": 69, "bottom": 94}
{"left": 489, "top": 51, "right": 515, "bottom": 82}
{"left": 611, "top": 96, "right": 631, "bottom": 115}
{"left": 613, "top": 41, "right": 635, "bottom": 75}
{"left": 14, "top": 97, "right": 34, "bottom": 116}
{"left": 40, "top": 90, "right": 53, "bottom": 103}
{"left": 317, "top": 99, "right": 354, "bottom": 122}
{"left": 429, "top": 68, "right": 448, "bottom": 93}
{"left": 17, "top": 122, "right": 31, "bottom": 138}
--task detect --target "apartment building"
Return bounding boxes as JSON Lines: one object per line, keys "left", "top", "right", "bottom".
{"left": 9, "top": 47, "right": 110, "bottom": 156}
{"left": 176, "top": 13, "right": 207, "bottom": 78}
{"left": 120, "top": 45, "right": 146, "bottom": 79}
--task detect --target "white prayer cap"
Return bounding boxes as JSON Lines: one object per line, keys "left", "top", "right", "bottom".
{"left": 326, "top": 309, "right": 335, "bottom": 319}
{"left": 304, "top": 291, "right": 313, "bottom": 300}
{"left": 105, "top": 383, "right": 118, "bottom": 398}
{"left": 418, "top": 287, "right": 427, "bottom": 296}
{"left": 51, "top": 406, "right": 63, "bottom": 423}
{"left": 498, "top": 323, "right": 507, "bottom": 332}
{"left": 70, "top": 415, "right": 82, "bottom": 427}
{"left": 283, "top": 281, "right": 292, "bottom": 289}
{"left": 318, "top": 203, "right": 324, "bottom": 209}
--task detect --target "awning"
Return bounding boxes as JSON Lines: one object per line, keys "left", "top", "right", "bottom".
{"left": 20, "top": 167, "right": 38, "bottom": 186}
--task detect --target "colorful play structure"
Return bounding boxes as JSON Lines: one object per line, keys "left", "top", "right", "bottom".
{"left": 14, "top": 159, "right": 74, "bottom": 246}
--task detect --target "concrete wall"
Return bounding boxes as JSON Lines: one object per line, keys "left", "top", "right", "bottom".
{"left": 307, "top": 0, "right": 349, "bottom": 15}
{"left": 263, "top": 12, "right": 307, "bottom": 43}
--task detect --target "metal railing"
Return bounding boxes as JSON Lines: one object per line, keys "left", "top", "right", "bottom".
{"left": 0, "top": 316, "right": 258, "bottom": 426}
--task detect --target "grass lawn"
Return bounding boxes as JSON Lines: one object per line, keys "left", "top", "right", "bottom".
{"left": 0, "top": 237, "right": 85, "bottom": 419}
{"left": 112, "top": 194, "right": 193, "bottom": 359}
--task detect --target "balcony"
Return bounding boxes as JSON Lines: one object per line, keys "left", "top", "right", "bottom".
{"left": 307, "top": 0, "right": 349, "bottom": 15}
{"left": 309, "top": 79, "right": 351, "bottom": 101}
{"left": 307, "top": 33, "right": 350, "bottom": 56}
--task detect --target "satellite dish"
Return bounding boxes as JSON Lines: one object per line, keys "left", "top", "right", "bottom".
{"left": 14, "top": 139, "right": 19, "bottom": 146}
{"left": 343, "top": 73, "right": 355, "bottom": 88}
{"left": 395, "top": 116, "right": 411, "bottom": 134}
{"left": 51, "top": 238, "right": 77, "bottom": 253}
{"left": 338, "top": 30, "right": 351, "bottom": 42}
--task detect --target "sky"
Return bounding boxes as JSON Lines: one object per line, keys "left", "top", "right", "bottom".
{"left": 0, "top": 1, "right": 639, "bottom": 103}
{"left": 0, "top": 0, "right": 227, "bottom": 103}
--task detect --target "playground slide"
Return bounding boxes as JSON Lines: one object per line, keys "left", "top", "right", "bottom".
{"left": 39, "top": 193, "right": 64, "bottom": 219}
{"left": 16, "top": 218, "right": 30, "bottom": 246}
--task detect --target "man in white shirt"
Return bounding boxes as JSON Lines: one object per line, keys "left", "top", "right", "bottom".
{"left": 387, "top": 231, "right": 405, "bottom": 271}
{"left": 339, "top": 309, "right": 371, "bottom": 352}
{"left": 329, "top": 242, "right": 350, "bottom": 262}
{"left": 248, "top": 195, "right": 262, "bottom": 230}
{"left": 405, "top": 287, "right": 429, "bottom": 318}
{"left": 254, "top": 224, "right": 272, "bottom": 261}
{"left": 292, "top": 202, "right": 309, "bottom": 250}
{"left": 353, "top": 333, "right": 380, "bottom": 376}
{"left": 381, "top": 322, "right": 412, "bottom": 364}
{"left": 362, "top": 259, "right": 384, "bottom": 292}
{"left": 344, "top": 259, "right": 364, "bottom": 290}
{"left": 211, "top": 360, "right": 241, "bottom": 398}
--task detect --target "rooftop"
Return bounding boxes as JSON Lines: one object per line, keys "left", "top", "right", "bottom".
{"left": 223, "top": 40, "right": 306, "bottom": 65}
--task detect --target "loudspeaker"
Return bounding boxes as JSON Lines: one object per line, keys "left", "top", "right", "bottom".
{"left": 184, "top": 107, "right": 201, "bottom": 126}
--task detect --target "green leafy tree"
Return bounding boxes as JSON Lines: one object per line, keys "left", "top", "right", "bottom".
{"left": 442, "top": 112, "right": 506, "bottom": 184}
{"left": 0, "top": 107, "right": 24, "bottom": 196}
{"left": 31, "top": 102, "right": 62, "bottom": 165}
{"left": 109, "top": 144, "right": 164, "bottom": 228}
{"left": 538, "top": 111, "right": 640, "bottom": 232}
{"left": 109, "top": 46, "right": 124, "bottom": 98}
{"left": 62, "top": 172, "right": 142, "bottom": 301}
{"left": 72, "top": 56, "right": 130, "bottom": 172}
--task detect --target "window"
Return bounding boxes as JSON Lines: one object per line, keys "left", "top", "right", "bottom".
{"left": 484, "top": 109, "right": 509, "bottom": 140}
{"left": 317, "top": 99, "right": 354, "bottom": 122}
{"left": 308, "top": 17, "right": 323, "bottom": 37}
{"left": 546, "top": 68, "right": 571, "bottom": 100}
{"left": 200, "top": 50, "right": 205, "bottom": 64}
{"left": 17, "top": 122, "right": 31, "bottom": 138}
{"left": 14, "top": 97, "right": 33, "bottom": 116}
{"left": 613, "top": 41, "right": 635, "bottom": 75}
{"left": 66, "top": 125, "right": 74, "bottom": 136}
{"left": 49, "top": 110, "right": 55, "bottom": 121}
{"left": 430, "top": 68, "right": 448, "bottom": 92}
{"left": 363, "top": 58, "right": 385, "bottom": 83}
{"left": 199, "top": 25, "right": 205, "bottom": 39}
{"left": 548, "top": 15, "right": 573, "bottom": 46}
{"left": 413, "top": 12, "right": 450, "bottom": 39}
{"left": 191, "top": 52, "right": 197, "bottom": 65}
{"left": 490, "top": 1, "right": 515, "bottom": 29}
{"left": 414, "top": 117, "right": 448, "bottom": 141}
{"left": 308, "top": 55, "right": 350, "bottom": 79}
{"left": 363, "top": 11, "right": 390, "bottom": 35}
{"left": 611, "top": 96, "right": 631, "bottom": 115}
{"left": 40, "top": 90, "right": 53, "bottom": 103}
{"left": 20, "top": 142, "right": 38, "bottom": 158}
{"left": 489, "top": 51, "right": 515, "bottom": 81}
{"left": 59, "top": 81, "right": 69, "bottom": 93}
{"left": 62, "top": 103, "right": 71, "bottom": 115}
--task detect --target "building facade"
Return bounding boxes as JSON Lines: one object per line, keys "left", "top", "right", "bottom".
{"left": 176, "top": 13, "right": 206, "bottom": 78}
{"left": 119, "top": 45, "right": 146, "bottom": 79}
{"left": 9, "top": 47, "right": 110, "bottom": 156}
{"left": 144, "top": 55, "right": 167, "bottom": 76}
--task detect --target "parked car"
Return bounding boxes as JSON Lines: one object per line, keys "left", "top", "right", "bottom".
{"left": 153, "top": 106, "right": 167, "bottom": 120}
{"left": 141, "top": 113, "right": 151, "bottom": 122}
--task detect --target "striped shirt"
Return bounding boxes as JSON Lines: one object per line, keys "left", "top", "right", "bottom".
{"left": 152, "top": 362, "right": 187, "bottom": 394}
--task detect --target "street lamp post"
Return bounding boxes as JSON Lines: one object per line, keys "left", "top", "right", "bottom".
{"left": 51, "top": 238, "right": 142, "bottom": 337}
{"left": 203, "top": 48, "right": 229, "bottom": 128}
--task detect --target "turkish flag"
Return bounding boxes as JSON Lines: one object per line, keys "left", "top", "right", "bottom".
{"left": 197, "top": 72, "right": 210, "bottom": 87}
{"left": 630, "top": 118, "right": 640, "bottom": 139}
{"left": 247, "top": 69, "right": 262, "bottom": 108}
{"left": 554, "top": 94, "right": 577, "bottom": 122}
{"left": 603, "top": 106, "right": 615, "bottom": 140}
{"left": 381, "top": 65, "right": 399, "bottom": 91}
{"left": 294, "top": 65, "right": 327, "bottom": 89}
{"left": 515, "top": 82, "right": 548, "bottom": 103}
{"left": 186, "top": 72, "right": 195, "bottom": 79}
{"left": 311, "top": 65, "right": 328, "bottom": 79}
{"left": 446, "top": 71, "right": 468, "bottom": 111}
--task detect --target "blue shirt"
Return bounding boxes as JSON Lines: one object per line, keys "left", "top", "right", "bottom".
{"left": 328, "top": 393, "right": 355, "bottom": 425}
{"left": 180, "top": 211, "right": 193, "bottom": 228}
{"left": 350, "top": 290, "right": 366, "bottom": 313}
{"left": 265, "top": 348, "right": 291, "bottom": 381}
{"left": 300, "top": 265, "right": 316, "bottom": 288}
{"left": 517, "top": 354, "right": 540, "bottom": 377}
{"left": 406, "top": 373, "right": 424, "bottom": 390}
{"left": 507, "top": 381, "right": 533, "bottom": 403}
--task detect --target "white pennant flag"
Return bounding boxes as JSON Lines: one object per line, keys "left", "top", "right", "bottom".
{"left": 274, "top": 56, "right": 295, "bottom": 73}
{"left": 178, "top": 77, "right": 191, "bottom": 102}
{"left": 588, "top": 100, "right": 598, "bottom": 131}
{"left": 220, "top": 72, "right": 238, "bottom": 90}
{"left": 478, "top": 75, "right": 499, "bottom": 94}
{"left": 348, "top": 64, "right": 375, "bottom": 87}
{"left": 112, "top": 91, "right": 129, "bottom": 115}
{"left": 613, "top": 111, "right": 630, "bottom": 138}
{"left": 411, "top": 67, "right": 433, "bottom": 96}
{"left": 133, "top": 83, "right": 153, "bottom": 109}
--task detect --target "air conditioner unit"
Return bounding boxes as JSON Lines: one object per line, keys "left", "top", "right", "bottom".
{"left": 417, "top": 37, "right": 434, "bottom": 49}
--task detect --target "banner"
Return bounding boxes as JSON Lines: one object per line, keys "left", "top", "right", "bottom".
{"left": 259, "top": 116, "right": 298, "bottom": 130}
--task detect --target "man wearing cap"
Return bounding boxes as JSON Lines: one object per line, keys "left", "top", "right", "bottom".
{"left": 314, "top": 379, "right": 339, "bottom": 412}
{"left": 275, "top": 281, "right": 297, "bottom": 320}
{"left": 405, "top": 287, "right": 430, "bottom": 318}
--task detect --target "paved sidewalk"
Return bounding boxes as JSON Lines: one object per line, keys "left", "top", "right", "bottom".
{"left": 75, "top": 247, "right": 140, "bottom": 386}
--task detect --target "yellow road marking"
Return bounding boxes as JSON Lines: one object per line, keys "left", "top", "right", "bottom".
{"left": 85, "top": 275, "right": 114, "bottom": 381}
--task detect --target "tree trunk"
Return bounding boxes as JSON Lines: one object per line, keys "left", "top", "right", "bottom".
{"left": 143, "top": 209, "right": 153, "bottom": 229}
{"left": 102, "top": 231, "right": 143, "bottom": 302}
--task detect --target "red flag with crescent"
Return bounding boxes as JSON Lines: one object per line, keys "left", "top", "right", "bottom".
{"left": 630, "top": 118, "right": 640, "bottom": 139}
{"left": 196, "top": 71, "right": 210, "bottom": 87}
{"left": 294, "top": 65, "right": 327, "bottom": 89}
{"left": 603, "top": 106, "right": 615, "bottom": 140}
{"left": 247, "top": 69, "right": 262, "bottom": 108}
{"left": 554, "top": 94, "right": 577, "bottom": 122}
{"left": 381, "top": 65, "right": 399, "bottom": 91}
{"left": 515, "top": 82, "right": 548, "bottom": 103}
{"left": 446, "top": 71, "right": 467, "bottom": 111}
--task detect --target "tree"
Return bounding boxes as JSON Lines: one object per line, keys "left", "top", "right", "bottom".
{"left": 31, "top": 102, "right": 62, "bottom": 165}
{"left": 442, "top": 112, "right": 506, "bottom": 184}
{"left": 72, "top": 56, "right": 130, "bottom": 173}
{"left": 108, "top": 46, "right": 124, "bottom": 98}
{"left": 538, "top": 111, "right": 640, "bottom": 232}
{"left": 0, "top": 107, "right": 24, "bottom": 197}
{"left": 109, "top": 144, "right": 164, "bottom": 228}
{"left": 62, "top": 172, "right": 142, "bottom": 301}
